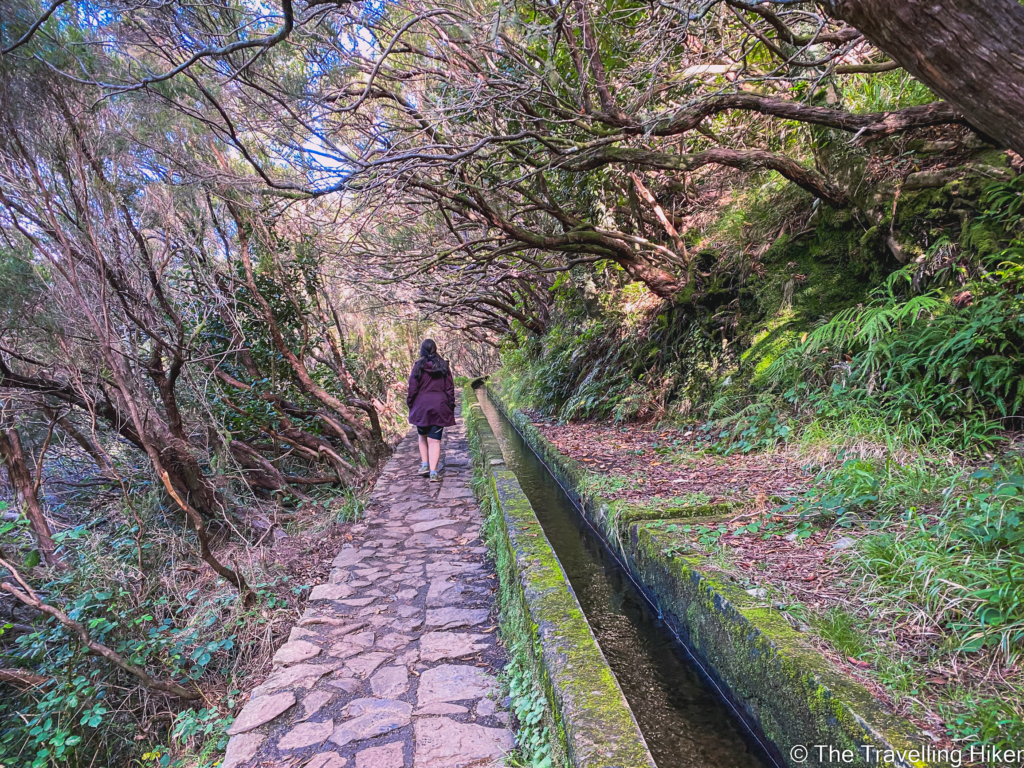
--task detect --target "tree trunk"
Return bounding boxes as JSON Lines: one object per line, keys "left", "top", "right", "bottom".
{"left": 826, "top": 0, "right": 1024, "bottom": 155}
{"left": 156, "top": 429, "right": 223, "bottom": 518}
{"left": 0, "top": 427, "right": 60, "bottom": 567}
{"left": 148, "top": 347, "right": 188, "bottom": 442}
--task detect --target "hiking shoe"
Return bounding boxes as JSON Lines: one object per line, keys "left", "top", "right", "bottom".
{"left": 429, "top": 471, "right": 440, "bottom": 482}
{"left": 419, "top": 462, "right": 430, "bottom": 477}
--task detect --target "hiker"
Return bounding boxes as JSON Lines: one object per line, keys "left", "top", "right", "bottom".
{"left": 407, "top": 339, "right": 456, "bottom": 481}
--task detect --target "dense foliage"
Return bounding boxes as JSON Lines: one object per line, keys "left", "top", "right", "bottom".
{"left": 0, "top": 0, "right": 1021, "bottom": 764}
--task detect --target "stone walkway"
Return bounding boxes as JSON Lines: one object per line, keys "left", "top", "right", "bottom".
{"left": 223, "top": 416, "right": 514, "bottom": 768}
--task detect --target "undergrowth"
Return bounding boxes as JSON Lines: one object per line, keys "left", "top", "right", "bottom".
{"left": 0, "top": 490, "right": 362, "bottom": 768}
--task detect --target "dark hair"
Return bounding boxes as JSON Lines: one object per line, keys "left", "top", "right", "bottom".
{"left": 412, "top": 338, "right": 450, "bottom": 379}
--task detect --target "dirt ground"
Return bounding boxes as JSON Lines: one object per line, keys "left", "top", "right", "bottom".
{"left": 526, "top": 409, "right": 810, "bottom": 504}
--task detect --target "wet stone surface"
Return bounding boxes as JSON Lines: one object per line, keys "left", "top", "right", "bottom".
{"left": 223, "top": 417, "right": 513, "bottom": 768}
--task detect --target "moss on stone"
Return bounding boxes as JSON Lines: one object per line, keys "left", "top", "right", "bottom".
{"left": 485, "top": 385, "right": 945, "bottom": 768}
{"left": 629, "top": 525, "right": 938, "bottom": 767}
{"left": 465, "top": 386, "right": 656, "bottom": 768}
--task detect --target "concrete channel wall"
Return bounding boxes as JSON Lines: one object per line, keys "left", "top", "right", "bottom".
{"left": 464, "top": 386, "right": 657, "bottom": 768}
{"left": 483, "top": 382, "right": 944, "bottom": 768}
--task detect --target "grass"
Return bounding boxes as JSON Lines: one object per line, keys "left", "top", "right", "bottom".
{"left": 697, "top": 436, "right": 1024, "bottom": 750}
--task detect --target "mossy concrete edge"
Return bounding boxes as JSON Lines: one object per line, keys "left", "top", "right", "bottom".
{"left": 484, "top": 381, "right": 944, "bottom": 768}
{"left": 465, "top": 386, "right": 657, "bottom": 768}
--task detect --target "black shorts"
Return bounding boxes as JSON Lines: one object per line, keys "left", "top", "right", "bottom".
{"left": 416, "top": 425, "right": 444, "bottom": 440}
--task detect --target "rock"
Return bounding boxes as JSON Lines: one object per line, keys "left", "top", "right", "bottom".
{"left": 279, "top": 718, "right": 334, "bottom": 750}
{"left": 348, "top": 630, "right": 376, "bottom": 647}
{"left": 436, "top": 486, "right": 473, "bottom": 500}
{"left": 426, "top": 562, "right": 480, "bottom": 578}
{"left": 412, "top": 717, "right": 513, "bottom": 768}
{"left": 903, "top": 167, "right": 962, "bottom": 190}
{"left": 397, "top": 649, "right": 419, "bottom": 666}
{"left": 744, "top": 588, "right": 768, "bottom": 599}
{"left": 907, "top": 138, "right": 960, "bottom": 154}
{"left": 405, "top": 533, "right": 441, "bottom": 548}
{"left": 396, "top": 589, "right": 418, "bottom": 601}
{"left": 831, "top": 536, "right": 857, "bottom": 551}
{"left": 255, "top": 663, "right": 335, "bottom": 695}
{"left": 425, "top": 579, "right": 468, "bottom": 607}
{"left": 411, "top": 519, "right": 456, "bottom": 533}
{"left": 418, "top": 632, "right": 490, "bottom": 663}
{"left": 329, "top": 643, "right": 366, "bottom": 660}
{"left": 288, "top": 626, "right": 318, "bottom": 643}
{"left": 333, "top": 548, "right": 373, "bottom": 567}
{"left": 417, "top": 665, "right": 496, "bottom": 705}
{"left": 355, "top": 741, "right": 405, "bottom": 768}
{"left": 328, "top": 675, "right": 362, "bottom": 693}
{"left": 391, "top": 618, "right": 423, "bottom": 632}
{"left": 227, "top": 691, "right": 296, "bottom": 735}
{"left": 406, "top": 508, "right": 452, "bottom": 522}
{"left": 415, "top": 703, "right": 468, "bottom": 715}
{"left": 341, "top": 597, "right": 377, "bottom": 607}
{"left": 370, "top": 666, "right": 410, "bottom": 698}
{"left": 300, "top": 690, "right": 335, "bottom": 719}
{"left": 396, "top": 605, "right": 420, "bottom": 618}
{"left": 274, "top": 640, "right": 323, "bottom": 666}
{"left": 435, "top": 528, "right": 459, "bottom": 540}
{"left": 476, "top": 698, "right": 496, "bottom": 717}
{"left": 425, "top": 608, "right": 489, "bottom": 630}
{"left": 378, "top": 633, "right": 412, "bottom": 651}
{"left": 329, "top": 699, "right": 413, "bottom": 747}
{"left": 305, "top": 753, "right": 348, "bottom": 768}
{"left": 345, "top": 651, "right": 392, "bottom": 679}
{"left": 390, "top": 501, "right": 421, "bottom": 513}
{"left": 298, "top": 617, "right": 365, "bottom": 632}
{"left": 311, "top": 583, "right": 356, "bottom": 601}
{"left": 223, "top": 733, "right": 265, "bottom": 768}
{"left": 330, "top": 621, "right": 371, "bottom": 637}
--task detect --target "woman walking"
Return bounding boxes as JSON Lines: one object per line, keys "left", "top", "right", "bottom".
{"left": 407, "top": 339, "right": 456, "bottom": 481}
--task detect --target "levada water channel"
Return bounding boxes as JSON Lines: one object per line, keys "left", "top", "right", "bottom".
{"left": 476, "top": 389, "right": 782, "bottom": 768}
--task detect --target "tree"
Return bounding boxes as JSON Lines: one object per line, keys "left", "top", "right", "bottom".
{"left": 0, "top": 420, "right": 59, "bottom": 566}
{"left": 822, "top": 0, "right": 1024, "bottom": 155}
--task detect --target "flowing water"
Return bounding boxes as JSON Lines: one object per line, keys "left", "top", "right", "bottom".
{"left": 477, "top": 390, "right": 781, "bottom": 768}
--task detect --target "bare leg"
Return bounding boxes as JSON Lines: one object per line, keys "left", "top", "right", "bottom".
{"left": 428, "top": 437, "right": 442, "bottom": 472}
{"left": 418, "top": 434, "right": 429, "bottom": 464}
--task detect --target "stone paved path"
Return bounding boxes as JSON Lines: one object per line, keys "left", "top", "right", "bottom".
{"left": 223, "top": 416, "right": 514, "bottom": 768}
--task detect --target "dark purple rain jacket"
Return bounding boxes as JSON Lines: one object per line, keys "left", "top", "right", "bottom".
{"left": 407, "top": 360, "right": 456, "bottom": 428}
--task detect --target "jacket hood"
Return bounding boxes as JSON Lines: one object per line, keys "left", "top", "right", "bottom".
{"left": 423, "top": 360, "right": 446, "bottom": 377}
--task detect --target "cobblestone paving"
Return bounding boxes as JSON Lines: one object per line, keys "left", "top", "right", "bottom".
{"left": 223, "top": 417, "right": 513, "bottom": 768}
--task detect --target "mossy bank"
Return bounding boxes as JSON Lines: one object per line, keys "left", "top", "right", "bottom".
{"left": 484, "top": 380, "right": 947, "bottom": 768}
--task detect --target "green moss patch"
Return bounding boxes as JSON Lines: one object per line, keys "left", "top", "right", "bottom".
{"left": 465, "top": 386, "right": 656, "bottom": 768}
